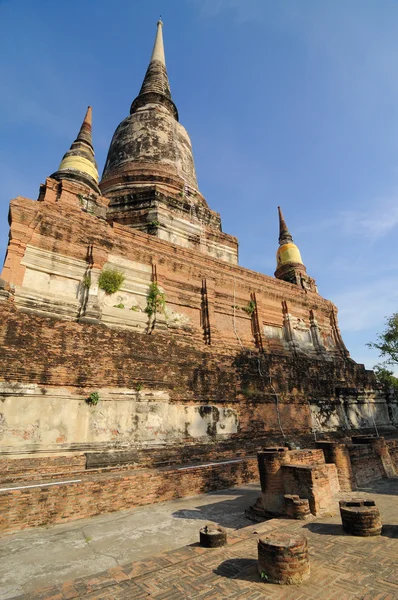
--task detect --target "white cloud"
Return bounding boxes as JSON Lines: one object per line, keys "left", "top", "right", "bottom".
{"left": 297, "top": 195, "right": 398, "bottom": 242}
{"left": 339, "top": 195, "right": 398, "bottom": 239}
{"left": 331, "top": 277, "right": 398, "bottom": 333}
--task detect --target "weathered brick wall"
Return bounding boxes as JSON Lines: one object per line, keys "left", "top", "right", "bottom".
{"left": 0, "top": 186, "right": 392, "bottom": 457}
{"left": 0, "top": 440, "right": 261, "bottom": 484}
{"left": 315, "top": 441, "right": 355, "bottom": 491}
{"left": 348, "top": 445, "right": 386, "bottom": 486}
{"left": 0, "top": 454, "right": 86, "bottom": 484}
{"left": 0, "top": 454, "right": 85, "bottom": 477}
{"left": 288, "top": 449, "right": 325, "bottom": 466}
{"left": 282, "top": 463, "right": 340, "bottom": 515}
{"left": 0, "top": 301, "right": 384, "bottom": 453}
{"left": 0, "top": 458, "right": 257, "bottom": 534}
{"left": 0, "top": 311, "right": 378, "bottom": 407}
{"left": 1, "top": 189, "right": 349, "bottom": 349}
{"left": 257, "top": 447, "right": 340, "bottom": 517}
{"left": 386, "top": 440, "right": 398, "bottom": 470}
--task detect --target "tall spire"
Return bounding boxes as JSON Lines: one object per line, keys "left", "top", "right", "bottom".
{"left": 278, "top": 206, "right": 293, "bottom": 245}
{"left": 150, "top": 18, "right": 166, "bottom": 65}
{"left": 130, "top": 20, "right": 178, "bottom": 120}
{"left": 51, "top": 107, "right": 100, "bottom": 194}
{"left": 75, "top": 105, "right": 93, "bottom": 146}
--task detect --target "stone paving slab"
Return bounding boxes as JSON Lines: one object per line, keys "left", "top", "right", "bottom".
{"left": 9, "top": 478, "right": 398, "bottom": 600}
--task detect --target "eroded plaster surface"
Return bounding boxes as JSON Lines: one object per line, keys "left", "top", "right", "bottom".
{"left": 0, "top": 383, "right": 238, "bottom": 451}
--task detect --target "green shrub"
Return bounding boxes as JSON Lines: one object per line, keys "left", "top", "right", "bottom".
{"left": 145, "top": 283, "right": 166, "bottom": 317}
{"left": 86, "top": 392, "right": 100, "bottom": 406}
{"left": 98, "top": 268, "right": 125, "bottom": 295}
{"left": 114, "top": 303, "right": 124, "bottom": 309}
{"left": 130, "top": 305, "right": 139, "bottom": 311}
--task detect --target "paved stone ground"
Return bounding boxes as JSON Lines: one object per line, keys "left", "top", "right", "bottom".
{"left": 0, "top": 485, "right": 261, "bottom": 599}
{"left": 6, "top": 479, "right": 398, "bottom": 599}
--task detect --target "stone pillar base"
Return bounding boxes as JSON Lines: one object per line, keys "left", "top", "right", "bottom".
{"left": 339, "top": 499, "right": 382, "bottom": 536}
{"left": 284, "top": 495, "right": 311, "bottom": 519}
{"left": 199, "top": 526, "right": 227, "bottom": 548}
{"left": 258, "top": 533, "right": 310, "bottom": 585}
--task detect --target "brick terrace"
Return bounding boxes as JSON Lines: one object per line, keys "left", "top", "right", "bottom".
{"left": 11, "top": 478, "right": 398, "bottom": 600}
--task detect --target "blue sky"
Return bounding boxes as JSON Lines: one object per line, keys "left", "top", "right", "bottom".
{"left": 1, "top": 0, "right": 398, "bottom": 371}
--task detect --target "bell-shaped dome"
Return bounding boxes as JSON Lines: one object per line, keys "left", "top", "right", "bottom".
{"left": 276, "top": 242, "right": 303, "bottom": 267}
{"left": 100, "top": 20, "right": 198, "bottom": 198}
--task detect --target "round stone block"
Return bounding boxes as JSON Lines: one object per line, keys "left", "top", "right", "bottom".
{"left": 339, "top": 499, "right": 382, "bottom": 536}
{"left": 258, "top": 533, "right": 310, "bottom": 585}
{"left": 199, "top": 525, "right": 227, "bottom": 548}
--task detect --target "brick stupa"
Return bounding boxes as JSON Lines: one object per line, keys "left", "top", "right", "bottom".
{"left": 0, "top": 21, "right": 394, "bottom": 526}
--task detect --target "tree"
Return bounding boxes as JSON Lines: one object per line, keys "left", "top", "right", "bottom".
{"left": 373, "top": 365, "right": 398, "bottom": 396}
{"left": 368, "top": 313, "right": 398, "bottom": 395}
{"left": 367, "top": 313, "right": 398, "bottom": 366}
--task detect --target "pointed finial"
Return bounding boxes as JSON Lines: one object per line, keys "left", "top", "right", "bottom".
{"left": 130, "top": 19, "right": 178, "bottom": 119}
{"left": 151, "top": 17, "right": 166, "bottom": 65}
{"left": 76, "top": 106, "right": 93, "bottom": 147}
{"left": 278, "top": 206, "right": 293, "bottom": 245}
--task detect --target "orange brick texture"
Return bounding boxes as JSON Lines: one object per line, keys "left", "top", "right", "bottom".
{"left": 0, "top": 182, "right": 386, "bottom": 455}
{"left": 257, "top": 533, "right": 310, "bottom": 585}
{"left": 0, "top": 300, "right": 379, "bottom": 448}
{"left": 0, "top": 458, "right": 257, "bottom": 534}
{"left": 284, "top": 494, "right": 311, "bottom": 519}
{"left": 339, "top": 499, "right": 382, "bottom": 536}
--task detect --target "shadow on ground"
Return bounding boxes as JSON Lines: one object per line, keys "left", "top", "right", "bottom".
{"left": 305, "top": 521, "right": 398, "bottom": 538}
{"left": 171, "top": 486, "right": 259, "bottom": 529}
{"left": 214, "top": 557, "right": 259, "bottom": 582}
{"left": 304, "top": 522, "right": 346, "bottom": 536}
{"left": 355, "top": 477, "right": 398, "bottom": 496}
{"left": 381, "top": 524, "right": 398, "bottom": 538}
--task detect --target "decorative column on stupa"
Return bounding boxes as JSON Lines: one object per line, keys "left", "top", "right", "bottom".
{"left": 51, "top": 106, "right": 100, "bottom": 194}
{"left": 275, "top": 206, "right": 317, "bottom": 292}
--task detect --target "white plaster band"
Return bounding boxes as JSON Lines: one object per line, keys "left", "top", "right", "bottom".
{"left": 0, "top": 479, "right": 82, "bottom": 493}
{"left": 177, "top": 459, "right": 245, "bottom": 471}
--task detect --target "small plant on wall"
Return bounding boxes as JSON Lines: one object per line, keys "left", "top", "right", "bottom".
{"left": 82, "top": 274, "right": 91, "bottom": 288}
{"left": 98, "top": 268, "right": 125, "bottom": 295}
{"left": 242, "top": 300, "right": 256, "bottom": 316}
{"left": 145, "top": 282, "right": 166, "bottom": 317}
{"left": 86, "top": 392, "right": 100, "bottom": 406}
